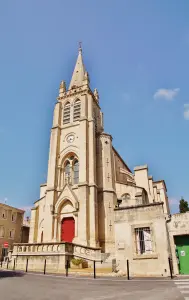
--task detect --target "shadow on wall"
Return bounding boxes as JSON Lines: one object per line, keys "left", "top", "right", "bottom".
{"left": 98, "top": 191, "right": 106, "bottom": 252}
{"left": 0, "top": 270, "right": 24, "bottom": 279}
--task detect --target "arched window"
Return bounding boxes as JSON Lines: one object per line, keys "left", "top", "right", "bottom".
{"left": 73, "top": 160, "right": 79, "bottom": 184}
{"left": 122, "top": 193, "right": 131, "bottom": 202}
{"left": 62, "top": 155, "right": 79, "bottom": 186}
{"left": 63, "top": 102, "right": 71, "bottom": 124}
{"left": 65, "top": 161, "right": 71, "bottom": 183}
{"left": 73, "top": 99, "right": 81, "bottom": 122}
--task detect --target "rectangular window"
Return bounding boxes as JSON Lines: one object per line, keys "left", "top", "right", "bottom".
{"left": 2, "top": 209, "right": 7, "bottom": 219}
{"left": 0, "top": 226, "right": 5, "bottom": 238}
{"left": 11, "top": 212, "right": 17, "bottom": 223}
{"left": 135, "top": 227, "right": 152, "bottom": 255}
{"left": 9, "top": 229, "right": 15, "bottom": 239}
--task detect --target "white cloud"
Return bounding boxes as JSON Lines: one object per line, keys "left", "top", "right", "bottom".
{"left": 184, "top": 104, "right": 189, "bottom": 120}
{"left": 154, "top": 88, "right": 180, "bottom": 100}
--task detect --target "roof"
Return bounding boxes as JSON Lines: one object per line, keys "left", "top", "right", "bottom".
{"left": 153, "top": 180, "right": 167, "bottom": 192}
{"left": 0, "top": 202, "right": 25, "bottom": 213}
{"left": 69, "top": 47, "right": 86, "bottom": 89}
{"left": 112, "top": 146, "right": 132, "bottom": 173}
{"left": 134, "top": 165, "right": 148, "bottom": 171}
{"left": 34, "top": 196, "right": 45, "bottom": 204}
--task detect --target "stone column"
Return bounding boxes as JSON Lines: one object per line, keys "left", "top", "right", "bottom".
{"left": 88, "top": 95, "right": 99, "bottom": 247}
{"left": 29, "top": 208, "right": 36, "bottom": 243}
{"left": 98, "top": 133, "right": 116, "bottom": 254}
{"left": 75, "top": 94, "right": 89, "bottom": 245}
{"left": 44, "top": 102, "right": 61, "bottom": 242}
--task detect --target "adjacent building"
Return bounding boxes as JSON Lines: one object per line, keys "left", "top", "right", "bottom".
{"left": 21, "top": 217, "right": 30, "bottom": 243}
{"left": 0, "top": 203, "right": 25, "bottom": 260}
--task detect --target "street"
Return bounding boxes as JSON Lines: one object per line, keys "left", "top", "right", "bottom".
{"left": 0, "top": 270, "right": 187, "bottom": 300}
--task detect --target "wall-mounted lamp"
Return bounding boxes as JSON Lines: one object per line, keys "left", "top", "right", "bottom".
{"left": 117, "top": 199, "right": 122, "bottom": 208}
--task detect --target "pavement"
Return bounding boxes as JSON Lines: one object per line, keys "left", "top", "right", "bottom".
{"left": 0, "top": 270, "right": 188, "bottom": 300}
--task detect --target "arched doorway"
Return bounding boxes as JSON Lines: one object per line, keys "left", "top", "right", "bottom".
{"left": 61, "top": 217, "right": 75, "bottom": 242}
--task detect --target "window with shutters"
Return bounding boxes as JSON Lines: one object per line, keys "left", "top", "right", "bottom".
{"left": 63, "top": 102, "right": 71, "bottom": 124}
{"left": 134, "top": 227, "right": 153, "bottom": 255}
{"left": 73, "top": 99, "right": 81, "bottom": 122}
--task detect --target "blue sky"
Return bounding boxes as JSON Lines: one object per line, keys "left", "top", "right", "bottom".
{"left": 0, "top": 1, "right": 188, "bottom": 215}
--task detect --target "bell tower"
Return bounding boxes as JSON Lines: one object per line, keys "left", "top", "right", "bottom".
{"left": 42, "top": 45, "right": 103, "bottom": 247}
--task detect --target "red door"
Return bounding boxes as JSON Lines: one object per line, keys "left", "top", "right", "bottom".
{"left": 61, "top": 217, "right": 75, "bottom": 242}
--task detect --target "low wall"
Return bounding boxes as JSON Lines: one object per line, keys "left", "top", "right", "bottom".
{"left": 11, "top": 241, "right": 102, "bottom": 273}
{"left": 13, "top": 255, "right": 66, "bottom": 273}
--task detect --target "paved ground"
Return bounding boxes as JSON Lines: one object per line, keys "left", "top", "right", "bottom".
{"left": 0, "top": 270, "right": 187, "bottom": 300}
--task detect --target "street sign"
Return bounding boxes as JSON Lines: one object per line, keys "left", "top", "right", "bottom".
{"left": 3, "top": 242, "right": 9, "bottom": 248}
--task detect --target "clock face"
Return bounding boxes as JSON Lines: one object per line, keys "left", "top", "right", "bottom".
{"left": 67, "top": 134, "right": 75, "bottom": 143}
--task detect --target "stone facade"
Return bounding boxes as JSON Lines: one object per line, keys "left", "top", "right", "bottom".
{"left": 167, "top": 212, "right": 189, "bottom": 275}
{"left": 26, "top": 47, "right": 180, "bottom": 276}
{"left": 0, "top": 203, "right": 25, "bottom": 260}
{"left": 115, "top": 203, "right": 170, "bottom": 276}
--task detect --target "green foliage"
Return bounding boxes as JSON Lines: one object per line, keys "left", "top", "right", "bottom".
{"left": 71, "top": 258, "right": 83, "bottom": 266}
{"left": 179, "top": 198, "right": 189, "bottom": 213}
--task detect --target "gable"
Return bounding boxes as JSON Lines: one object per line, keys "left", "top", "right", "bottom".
{"left": 55, "top": 184, "right": 79, "bottom": 213}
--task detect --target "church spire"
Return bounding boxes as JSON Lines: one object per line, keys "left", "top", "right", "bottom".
{"left": 69, "top": 43, "right": 86, "bottom": 89}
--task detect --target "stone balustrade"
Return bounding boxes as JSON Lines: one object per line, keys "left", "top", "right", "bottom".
{"left": 12, "top": 242, "right": 102, "bottom": 262}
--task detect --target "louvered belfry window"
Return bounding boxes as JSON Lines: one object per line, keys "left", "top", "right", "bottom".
{"left": 73, "top": 99, "right": 81, "bottom": 122}
{"left": 63, "top": 102, "right": 71, "bottom": 124}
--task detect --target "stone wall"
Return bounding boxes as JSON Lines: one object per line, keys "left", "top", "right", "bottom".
{"left": 114, "top": 203, "right": 170, "bottom": 277}
{"left": 11, "top": 241, "right": 102, "bottom": 273}
{"left": 168, "top": 212, "right": 189, "bottom": 275}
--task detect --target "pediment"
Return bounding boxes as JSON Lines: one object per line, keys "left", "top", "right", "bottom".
{"left": 55, "top": 184, "right": 79, "bottom": 213}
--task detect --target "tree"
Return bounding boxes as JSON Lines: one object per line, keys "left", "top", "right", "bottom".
{"left": 179, "top": 198, "right": 189, "bottom": 213}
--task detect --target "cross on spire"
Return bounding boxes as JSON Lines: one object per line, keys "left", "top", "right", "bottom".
{"left": 79, "top": 41, "right": 82, "bottom": 52}
{"left": 69, "top": 43, "right": 86, "bottom": 89}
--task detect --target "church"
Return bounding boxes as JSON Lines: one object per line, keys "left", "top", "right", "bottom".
{"left": 16, "top": 46, "right": 181, "bottom": 276}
